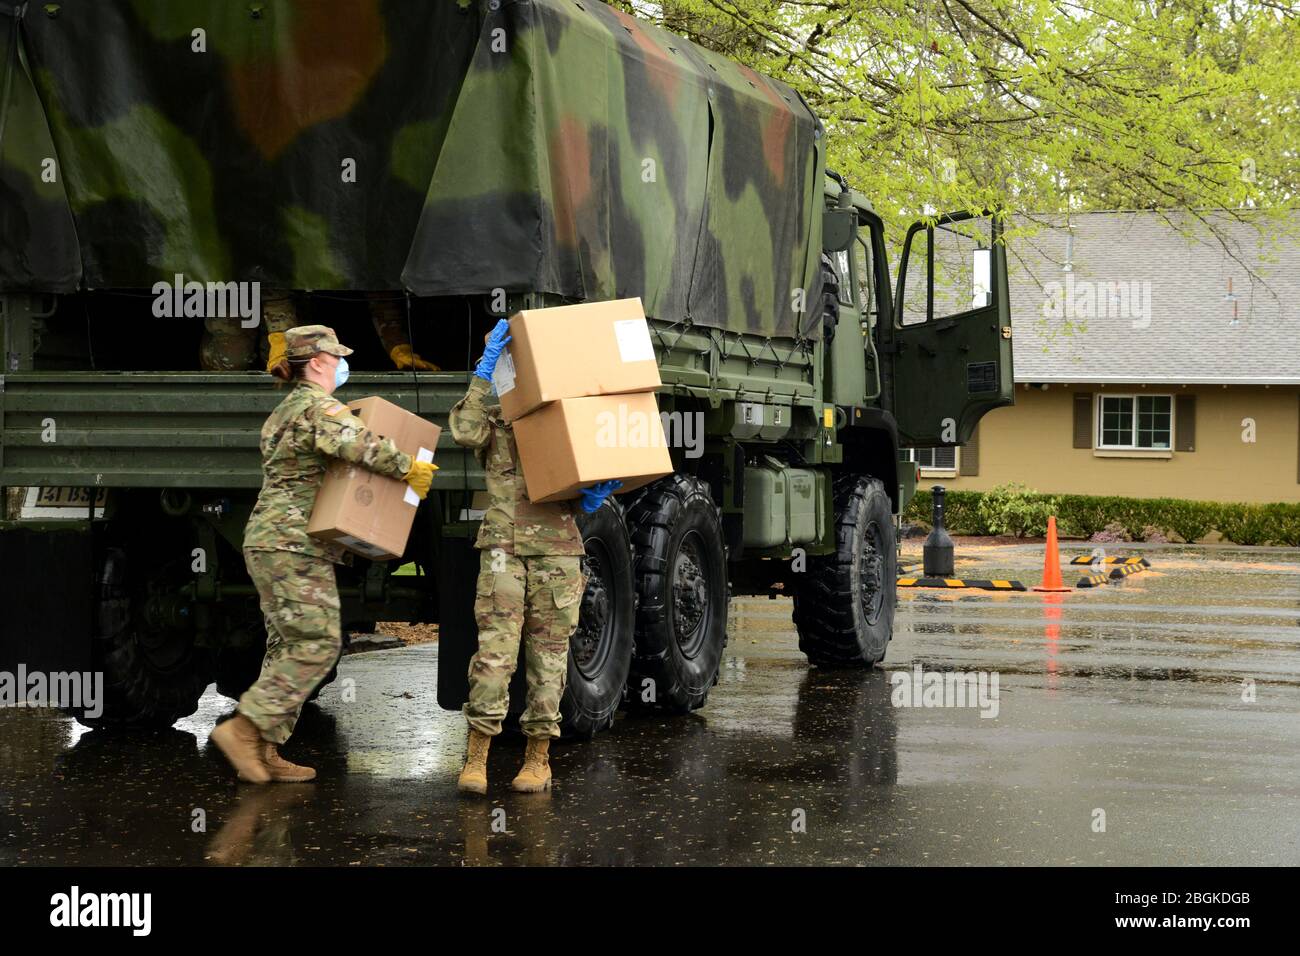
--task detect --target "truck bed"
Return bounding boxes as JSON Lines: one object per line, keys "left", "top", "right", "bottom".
{"left": 0, "top": 322, "right": 819, "bottom": 491}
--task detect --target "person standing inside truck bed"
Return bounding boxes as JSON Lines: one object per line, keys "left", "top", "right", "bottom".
{"left": 450, "top": 318, "right": 619, "bottom": 794}
{"left": 211, "top": 324, "right": 437, "bottom": 784}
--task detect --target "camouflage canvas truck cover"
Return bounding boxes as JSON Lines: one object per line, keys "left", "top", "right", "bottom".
{"left": 0, "top": 0, "right": 1013, "bottom": 734}
{"left": 2, "top": 0, "right": 822, "bottom": 334}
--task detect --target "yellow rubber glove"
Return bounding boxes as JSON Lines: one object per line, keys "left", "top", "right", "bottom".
{"left": 390, "top": 344, "right": 440, "bottom": 371}
{"left": 265, "top": 332, "right": 286, "bottom": 372}
{"left": 402, "top": 460, "right": 437, "bottom": 499}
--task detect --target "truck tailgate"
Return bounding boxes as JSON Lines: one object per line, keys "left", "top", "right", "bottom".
{"left": 0, "top": 372, "right": 478, "bottom": 490}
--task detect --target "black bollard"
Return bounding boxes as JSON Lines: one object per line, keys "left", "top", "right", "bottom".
{"left": 923, "top": 484, "right": 955, "bottom": 577}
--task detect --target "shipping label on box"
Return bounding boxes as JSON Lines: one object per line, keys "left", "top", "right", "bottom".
{"left": 491, "top": 351, "right": 517, "bottom": 395}
{"left": 612, "top": 317, "right": 655, "bottom": 362}
{"left": 306, "top": 397, "right": 442, "bottom": 560}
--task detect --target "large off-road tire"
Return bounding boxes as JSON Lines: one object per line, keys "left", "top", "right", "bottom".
{"left": 793, "top": 474, "right": 896, "bottom": 667}
{"left": 625, "top": 474, "right": 729, "bottom": 713}
{"left": 74, "top": 547, "right": 214, "bottom": 729}
{"left": 562, "top": 497, "right": 636, "bottom": 738}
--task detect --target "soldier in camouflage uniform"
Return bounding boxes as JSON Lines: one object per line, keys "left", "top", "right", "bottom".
{"left": 200, "top": 291, "right": 439, "bottom": 372}
{"left": 211, "top": 325, "right": 437, "bottom": 784}
{"left": 450, "top": 319, "right": 618, "bottom": 794}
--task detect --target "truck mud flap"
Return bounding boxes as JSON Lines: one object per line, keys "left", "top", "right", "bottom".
{"left": 0, "top": 524, "right": 94, "bottom": 674}
{"left": 435, "top": 534, "right": 479, "bottom": 711}
{"left": 434, "top": 534, "right": 551, "bottom": 717}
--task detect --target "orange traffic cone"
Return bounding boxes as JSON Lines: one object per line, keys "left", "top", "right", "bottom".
{"left": 1032, "top": 516, "right": 1073, "bottom": 592}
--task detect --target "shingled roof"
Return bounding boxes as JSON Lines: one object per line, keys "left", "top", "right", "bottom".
{"left": 1007, "top": 210, "right": 1300, "bottom": 385}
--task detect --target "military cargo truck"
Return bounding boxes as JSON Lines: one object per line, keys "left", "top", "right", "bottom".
{"left": 0, "top": 0, "right": 1012, "bottom": 735}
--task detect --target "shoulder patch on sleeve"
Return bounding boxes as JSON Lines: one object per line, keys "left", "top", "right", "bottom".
{"left": 324, "top": 404, "right": 347, "bottom": 416}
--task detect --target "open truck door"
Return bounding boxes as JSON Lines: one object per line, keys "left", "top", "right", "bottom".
{"left": 890, "top": 212, "right": 1014, "bottom": 446}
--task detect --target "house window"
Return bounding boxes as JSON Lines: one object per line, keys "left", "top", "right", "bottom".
{"left": 907, "top": 447, "right": 958, "bottom": 473}
{"left": 1097, "top": 394, "right": 1172, "bottom": 450}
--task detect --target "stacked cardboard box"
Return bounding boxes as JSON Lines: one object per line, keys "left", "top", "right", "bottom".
{"left": 496, "top": 298, "right": 673, "bottom": 503}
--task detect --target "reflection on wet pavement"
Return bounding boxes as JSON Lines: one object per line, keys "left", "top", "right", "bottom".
{"left": 2, "top": 544, "right": 1298, "bottom": 865}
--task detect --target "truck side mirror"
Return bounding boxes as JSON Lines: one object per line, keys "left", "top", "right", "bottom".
{"left": 822, "top": 208, "right": 855, "bottom": 252}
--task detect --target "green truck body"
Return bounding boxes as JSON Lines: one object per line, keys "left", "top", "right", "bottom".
{"left": 0, "top": 0, "right": 1012, "bottom": 733}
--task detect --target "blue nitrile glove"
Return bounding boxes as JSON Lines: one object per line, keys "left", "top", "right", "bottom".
{"left": 473, "top": 318, "right": 512, "bottom": 381}
{"left": 580, "top": 480, "right": 622, "bottom": 514}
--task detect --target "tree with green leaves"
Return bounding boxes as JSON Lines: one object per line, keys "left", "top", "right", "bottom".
{"left": 615, "top": 0, "right": 1299, "bottom": 257}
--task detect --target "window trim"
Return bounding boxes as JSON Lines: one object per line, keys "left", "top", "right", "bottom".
{"left": 854, "top": 234, "right": 875, "bottom": 323}
{"left": 1095, "top": 393, "right": 1174, "bottom": 451}
{"left": 906, "top": 446, "right": 960, "bottom": 477}
{"left": 895, "top": 216, "right": 999, "bottom": 329}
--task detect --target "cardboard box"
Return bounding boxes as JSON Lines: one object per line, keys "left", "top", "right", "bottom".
{"left": 307, "top": 397, "right": 442, "bottom": 560}
{"left": 512, "top": 392, "right": 673, "bottom": 503}
{"left": 493, "top": 298, "right": 662, "bottom": 421}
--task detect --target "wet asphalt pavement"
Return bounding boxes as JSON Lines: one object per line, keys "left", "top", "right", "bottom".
{"left": 2, "top": 544, "right": 1299, "bottom": 866}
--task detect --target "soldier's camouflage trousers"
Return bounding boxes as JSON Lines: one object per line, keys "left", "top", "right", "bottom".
{"left": 238, "top": 548, "right": 342, "bottom": 745}
{"left": 464, "top": 550, "right": 585, "bottom": 739}
{"left": 199, "top": 291, "right": 409, "bottom": 370}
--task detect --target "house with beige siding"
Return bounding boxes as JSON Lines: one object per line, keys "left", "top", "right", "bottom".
{"left": 909, "top": 211, "right": 1300, "bottom": 504}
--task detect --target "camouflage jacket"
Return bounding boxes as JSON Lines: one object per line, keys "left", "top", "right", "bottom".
{"left": 244, "top": 381, "right": 413, "bottom": 562}
{"left": 449, "top": 377, "right": 583, "bottom": 556}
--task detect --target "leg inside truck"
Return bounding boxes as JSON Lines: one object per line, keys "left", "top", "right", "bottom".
{"left": 24, "top": 291, "right": 500, "bottom": 374}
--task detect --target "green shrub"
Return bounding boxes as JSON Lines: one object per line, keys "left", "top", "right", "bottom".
{"left": 1272, "top": 504, "right": 1300, "bottom": 547}
{"left": 976, "top": 483, "right": 1060, "bottom": 537}
{"left": 1163, "top": 500, "right": 1214, "bottom": 543}
{"left": 904, "top": 489, "right": 987, "bottom": 534}
{"left": 1214, "top": 504, "right": 1279, "bottom": 547}
{"left": 898, "top": 487, "right": 1300, "bottom": 545}
{"left": 1053, "top": 496, "right": 1113, "bottom": 538}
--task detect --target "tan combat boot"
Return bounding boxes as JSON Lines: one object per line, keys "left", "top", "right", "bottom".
{"left": 211, "top": 713, "right": 271, "bottom": 784}
{"left": 263, "top": 744, "right": 317, "bottom": 782}
{"left": 510, "top": 737, "right": 552, "bottom": 793}
{"left": 457, "top": 728, "right": 492, "bottom": 795}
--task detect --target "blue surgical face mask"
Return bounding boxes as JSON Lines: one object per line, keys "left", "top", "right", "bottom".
{"left": 333, "top": 356, "right": 350, "bottom": 390}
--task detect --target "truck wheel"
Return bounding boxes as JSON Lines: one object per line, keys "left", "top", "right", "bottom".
{"left": 75, "top": 547, "right": 214, "bottom": 729}
{"left": 626, "top": 474, "right": 729, "bottom": 713}
{"left": 562, "top": 498, "right": 635, "bottom": 738}
{"left": 793, "top": 474, "right": 896, "bottom": 667}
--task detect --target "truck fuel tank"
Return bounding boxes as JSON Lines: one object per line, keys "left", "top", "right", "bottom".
{"left": 741, "top": 456, "right": 825, "bottom": 549}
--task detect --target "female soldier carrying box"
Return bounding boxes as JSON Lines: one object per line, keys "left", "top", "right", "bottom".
{"left": 451, "top": 319, "right": 619, "bottom": 794}
{"left": 211, "top": 325, "right": 437, "bottom": 783}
